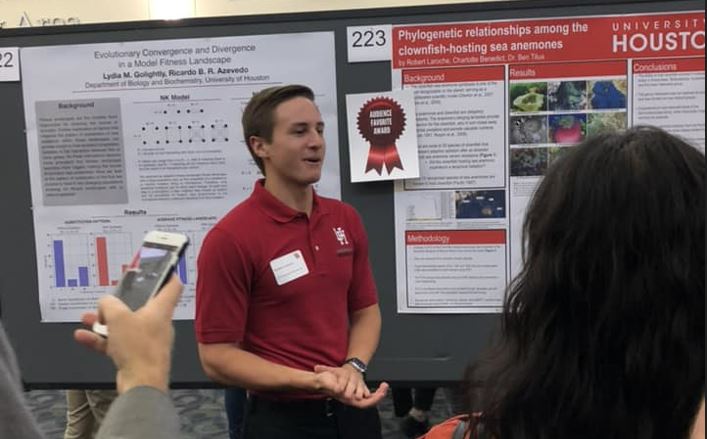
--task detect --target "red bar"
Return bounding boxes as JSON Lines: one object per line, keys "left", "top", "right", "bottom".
{"left": 633, "top": 57, "right": 705, "bottom": 74}
{"left": 406, "top": 229, "right": 506, "bottom": 245}
{"left": 96, "top": 237, "right": 109, "bottom": 286}
{"left": 393, "top": 12, "right": 705, "bottom": 69}
{"left": 403, "top": 65, "right": 504, "bottom": 85}
{"left": 510, "top": 61, "right": 626, "bottom": 80}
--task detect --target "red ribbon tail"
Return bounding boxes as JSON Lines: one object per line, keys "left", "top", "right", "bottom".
{"left": 366, "top": 144, "right": 404, "bottom": 175}
{"left": 383, "top": 144, "right": 403, "bottom": 174}
{"left": 365, "top": 146, "right": 385, "bottom": 175}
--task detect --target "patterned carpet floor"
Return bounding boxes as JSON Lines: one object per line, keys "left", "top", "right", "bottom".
{"left": 25, "top": 387, "right": 463, "bottom": 438}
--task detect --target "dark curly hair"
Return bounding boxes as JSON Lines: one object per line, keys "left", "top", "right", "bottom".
{"left": 466, "top": 126, "right": 705, "bottom": 439}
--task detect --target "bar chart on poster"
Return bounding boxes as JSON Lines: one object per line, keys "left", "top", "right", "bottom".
{"left": 47, "top": 232, "right": 199, "bottom": 288}
{"left": 40, "top": 225, "right": 209, "bottom": 320}
{"left": 49, "top": 234, "right": 92, "bottom": 288}
{"left": 153, "top": 228, "right": 208, "bottom": 286}
{"left": 48, "top": 232, "right": 133, "bottom": 288}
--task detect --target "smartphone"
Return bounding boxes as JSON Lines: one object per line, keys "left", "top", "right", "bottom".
{"left": 92, "top": 231, "right": 189, "bottom": 337}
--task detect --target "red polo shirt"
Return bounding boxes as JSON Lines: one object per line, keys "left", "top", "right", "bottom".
{"left": 195, "top": 180, "right": 378, "bottom": 391}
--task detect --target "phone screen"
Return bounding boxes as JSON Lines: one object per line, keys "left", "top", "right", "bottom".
{"left": 114, "top": 243, "right": 178, "bottom": 311}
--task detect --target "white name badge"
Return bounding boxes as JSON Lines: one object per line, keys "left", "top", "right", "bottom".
{"left": 269, "top": 250, "right": 309, "bottom": 286}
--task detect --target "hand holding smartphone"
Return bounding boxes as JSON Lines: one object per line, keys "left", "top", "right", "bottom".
{"left": 92, "top": 231, "right": 189, "bottom": 337}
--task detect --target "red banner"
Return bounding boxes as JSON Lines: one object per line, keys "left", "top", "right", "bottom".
{"left": 406, "top": 230, "right": 506, "bottom": 245}
{"left": 393, "top": 12, "right": 705, "bottom": 69}
{"left": 403, "top": 65, "right": 504, "bottom": 84}
{"left": 633, "top": 57, "right": 705, "bottom": 73}
{"left": 509, "top": 61, "right": 626, "bottom": 80}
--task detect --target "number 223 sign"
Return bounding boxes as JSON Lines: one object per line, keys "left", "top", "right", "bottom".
{"left": 346, "top": 25, "right": 392, "bottom": 63}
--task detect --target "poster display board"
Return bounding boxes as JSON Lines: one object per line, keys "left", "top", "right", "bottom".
{"left": 0, "top": 0, "right": 702, "bottom": 385}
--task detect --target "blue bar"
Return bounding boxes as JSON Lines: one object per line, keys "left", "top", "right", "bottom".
{"left": 177, "top": 255, "right": 187, "bottom": 284}
{"left": 67, "top": 279, "right": 78, "bottom": 287}
{"left": 53, "top": 240, "right": 65, "bottom": 287}
{"left": 78, "top": 266, "right": 89, "bottom": 287}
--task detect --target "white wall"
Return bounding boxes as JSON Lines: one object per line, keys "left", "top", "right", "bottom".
{"left": 0, "top": 0, "right": 512, "bottom": 29}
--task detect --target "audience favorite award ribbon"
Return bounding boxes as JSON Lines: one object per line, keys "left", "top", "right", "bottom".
{"left": 357, "top": 97, "right": 406, "bottom": 175}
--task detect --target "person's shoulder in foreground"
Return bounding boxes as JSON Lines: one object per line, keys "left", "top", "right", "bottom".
{"left": 432, "top": 126, "right": 705, "bottom": 439}
{"left": 0, "top": 321, "right": 45, "bottom": 439}
{"left": 0, "top": 276, "right": 184, "bottom": 439}
{"left": 75, "top": 276, "right": 184, "bottom": 439}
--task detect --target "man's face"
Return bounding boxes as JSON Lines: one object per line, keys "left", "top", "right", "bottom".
{"left": 254, "top": 96, "right": 325, "bottom": 188}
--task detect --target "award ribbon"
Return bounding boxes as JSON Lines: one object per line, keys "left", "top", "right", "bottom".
{"left": 356, "top": 97, "right": 406, "bottom": 175}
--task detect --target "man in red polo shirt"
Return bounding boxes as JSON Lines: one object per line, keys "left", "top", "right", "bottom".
{"left": 195, "top": 84, "right": 388, "bottom": 439}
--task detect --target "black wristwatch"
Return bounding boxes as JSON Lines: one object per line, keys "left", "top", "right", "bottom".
{"left": 344, "top": 357, "right": 368, "bottom": 374}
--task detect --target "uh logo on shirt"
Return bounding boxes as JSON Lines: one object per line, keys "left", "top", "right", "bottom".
{"left": 333, "top": 227, "right": 349, "bottom": 245}
{"left": 333, "top": 227, "right": 354, "bottom": 256}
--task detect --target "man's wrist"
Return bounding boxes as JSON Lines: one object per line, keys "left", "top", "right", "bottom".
{"left": 343, "top": 357, "right": 367, "bottom": 374}
{"left": 297, "top": 369, "right": 325, "bottom": 393}
{"left": 342, "top": 362, "right": 360, "bottom": 374}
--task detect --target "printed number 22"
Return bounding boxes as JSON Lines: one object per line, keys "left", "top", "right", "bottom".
{"left": 0, "top": 52, "right": 14, "bottom": 68}
{"left": 352, "top": 30, "right": 386, "bottom": 48}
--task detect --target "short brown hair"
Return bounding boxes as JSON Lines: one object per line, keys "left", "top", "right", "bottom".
{"left": 241, "top": 85, "right": 315, "bottom": 175}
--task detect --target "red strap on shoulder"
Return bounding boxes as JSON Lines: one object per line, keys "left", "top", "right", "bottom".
{"left": 421, "top": 415, "right": 469, "bottom": 439}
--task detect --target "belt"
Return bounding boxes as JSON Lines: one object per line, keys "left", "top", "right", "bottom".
{"left": 249, "top": 395, "right": 339, "bottom": 417}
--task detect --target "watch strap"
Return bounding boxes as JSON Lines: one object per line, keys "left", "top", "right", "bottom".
{"left": 344, "top": 357, "right": 367, "bottom": 373}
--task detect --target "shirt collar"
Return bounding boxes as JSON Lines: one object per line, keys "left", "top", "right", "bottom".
{"left": 251, "top": 179, "right": 327, "bottom": 223}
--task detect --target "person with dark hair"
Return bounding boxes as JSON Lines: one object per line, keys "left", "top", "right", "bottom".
{"left": 195, "top": 84, "right": 388, "bottom": 439}
{"left": 424, "top": 126, "right": 705, "bottom": 439}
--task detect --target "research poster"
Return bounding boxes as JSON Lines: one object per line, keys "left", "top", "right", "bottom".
{"left": 391, "top": 11, "right": 705, "bottom": 313}
{"left": 21, "top": 32, "right": 340, "bottom": 321}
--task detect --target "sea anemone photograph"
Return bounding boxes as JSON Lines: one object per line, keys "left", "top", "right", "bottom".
{"left": 510, "top": 147, "right": 548, "bottom": 177}
{"left": 587, "top": 112, "right": 627, "bottom": 135}
{"left": 510, "top": 115, "right": 548, "bottom": 145}
{"left": 549, "top": 114, "right": 587, "bottom": 144}
{"left": 510, "top": 82, "right": 548, "bottom": 112}
{"left": 589, "top": 79, "right": 627, "bottom": 109}
{"left": 548, "top": 81, "right": 587, "bottom": 111}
